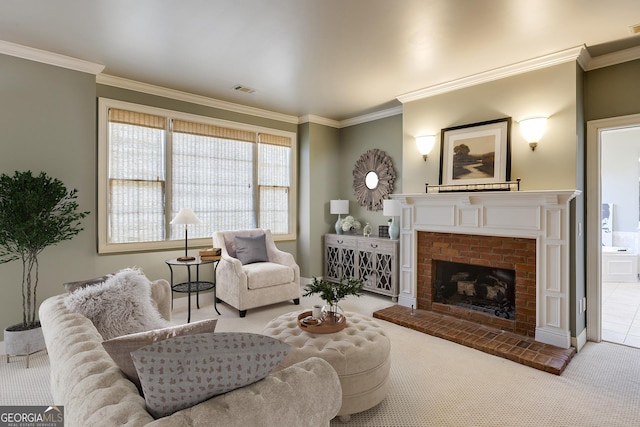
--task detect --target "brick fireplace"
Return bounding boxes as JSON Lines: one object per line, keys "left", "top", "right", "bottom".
{"left": 417, "top": 231, "right": 536, "bottom": 337}
{"left": 391, "top": 190, "right": 579, "bottom": 349}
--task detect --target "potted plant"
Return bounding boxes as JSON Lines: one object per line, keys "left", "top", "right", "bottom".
{"left": 302, "top": 276, "right": 364, "bottom": 323}
{"left": 0, "top": 171, "right": 89, "bottom": 366}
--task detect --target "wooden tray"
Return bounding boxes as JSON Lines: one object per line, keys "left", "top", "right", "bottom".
{"left": 297, "top": 310, "right": 347, "bottom": 334}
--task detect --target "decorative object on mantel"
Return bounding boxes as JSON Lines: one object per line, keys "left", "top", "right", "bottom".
{"left": 439, "top": 117, "right": 511, "bottom": 186}
{"left": 425, "top": 178, "right": 521, "bottom": 193}
{"left": 302, "top": 276, "right": 364, "bottom": 329}
{"left": 330, "top": 199, "right": 349, "bottom": 235}
{"left": 341, "top": 215, "right": 361, "bottom": 233}
{"left": 383, "top": 199, "right": 400, "bottom": 240}
{"left": 352, "top": 148, "right": 396, "bottom": 211}
{"left": 378, "top": 225, "right": 390, "bottom": 238}
{"left": 363, "top": 222, "right": 372, "bottom": 237}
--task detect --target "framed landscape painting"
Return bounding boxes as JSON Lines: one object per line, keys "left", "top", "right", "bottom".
{"left": 439, "top": 117, "right": 511, "bottom": 186}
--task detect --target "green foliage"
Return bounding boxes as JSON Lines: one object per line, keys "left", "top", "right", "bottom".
{"left": 302, "top": 276, "right": 364, "bottom": 306}
{"left": 0, "top": 171, "right": 89, "bottom": 329}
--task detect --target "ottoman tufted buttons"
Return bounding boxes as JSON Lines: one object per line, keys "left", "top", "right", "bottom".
{"left": 263, "top": 311, "right": 390, "bottom": 420}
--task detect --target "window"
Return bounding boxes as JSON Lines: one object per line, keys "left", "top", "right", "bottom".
{"left": 98, "top": 98, "right": 296, "bottom": 253}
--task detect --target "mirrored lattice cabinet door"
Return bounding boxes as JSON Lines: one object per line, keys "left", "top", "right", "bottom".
{"left": 324, "top": 234, "right": 398, "bottom": 300}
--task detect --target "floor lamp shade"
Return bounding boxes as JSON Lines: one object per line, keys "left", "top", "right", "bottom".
{"left": 171, "top": 208, "right": 201, "bottom": 261}
{"left": 330, "top": 200, "right": 349, "bottom": 234}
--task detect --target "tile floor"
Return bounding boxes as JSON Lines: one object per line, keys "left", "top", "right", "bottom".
{"left": 602, "top": 281, "right": 640, "bottom": 348}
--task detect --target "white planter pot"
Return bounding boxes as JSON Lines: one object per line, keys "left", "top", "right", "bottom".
{"left": 4, "top": 323, "right": 46, "bottom": 368}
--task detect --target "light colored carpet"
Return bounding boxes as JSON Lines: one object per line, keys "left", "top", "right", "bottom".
{"left": 2, "top": 289, "right": 640, "bottom": 426}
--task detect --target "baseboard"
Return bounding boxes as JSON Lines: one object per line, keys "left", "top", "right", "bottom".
{"left": 572, "top": 328, "right": 587, "bottom": 352}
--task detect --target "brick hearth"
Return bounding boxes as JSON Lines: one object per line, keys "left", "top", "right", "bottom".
{"left": 374, "top": 305, "right": 576, "bottom": 375}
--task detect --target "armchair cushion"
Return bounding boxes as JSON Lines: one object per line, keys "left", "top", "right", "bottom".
{"left": 244, "top": 262, "right": 295, "bottom": 290}
{"left": 234, "top": 234, "right": 269, "bottom": 264}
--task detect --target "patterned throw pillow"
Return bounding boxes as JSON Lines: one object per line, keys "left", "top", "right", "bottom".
{"left": 102, "top": 318, "right": 218, "bottom": 393}
{"left": 64, "top": 267, "right": 169, "bottom": 340}
{"left": 131, "top": 332, "right": 290, "bottom": 418}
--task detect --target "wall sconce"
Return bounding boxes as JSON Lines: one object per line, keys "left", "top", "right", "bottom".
{"left": 415, "top": 135, "right": 436, "bottom": 161}
{"left": 519, "top": 117, "right": 548, "bottom": 151}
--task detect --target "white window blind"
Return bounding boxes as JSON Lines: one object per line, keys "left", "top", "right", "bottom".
{"left": 172, "top": 120, "right": 256, "bottom": 239}
{"left": 108, "top": 109, "right": 166, "bottom": 243}
{"left": 258, "top": 133, "right": 291, "bottom": 234}
{"left": 99, "top": 99, "right": 296, "bottom": 253}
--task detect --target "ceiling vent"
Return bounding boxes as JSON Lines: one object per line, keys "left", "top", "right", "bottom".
{"left": 233, "top": 85, "right": 256, "bottom": 94}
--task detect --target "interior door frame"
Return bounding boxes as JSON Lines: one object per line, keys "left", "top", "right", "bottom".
{"left": 586, "top": 113, "right": 640, "bottom": 343}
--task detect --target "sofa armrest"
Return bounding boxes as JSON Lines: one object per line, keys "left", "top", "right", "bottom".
{"left": 148, "top": 357, "right": 342, "bottom": 427}
{"left": 150, "top": 279, "right": 171, "bottom": 321}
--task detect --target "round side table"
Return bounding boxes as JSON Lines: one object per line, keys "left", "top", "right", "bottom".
{"left": 165, "top": 257, "right": 221, "bottom": 323}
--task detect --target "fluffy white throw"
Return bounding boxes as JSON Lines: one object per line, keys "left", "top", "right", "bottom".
{"left": 64, "top": 268, "right": 169, "bottom": 340}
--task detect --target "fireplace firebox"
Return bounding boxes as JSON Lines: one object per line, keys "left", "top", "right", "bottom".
{"left": 434, "top": 260, "right": 516, "bottom": 319}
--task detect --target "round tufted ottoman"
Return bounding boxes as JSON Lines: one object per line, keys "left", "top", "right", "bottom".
{"left": 263, "top": 311, "right": 390, "bottom": 422}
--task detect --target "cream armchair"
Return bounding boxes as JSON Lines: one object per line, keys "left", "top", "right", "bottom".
{"left": 213, "top": 229, "right": 300, "bottom": 317}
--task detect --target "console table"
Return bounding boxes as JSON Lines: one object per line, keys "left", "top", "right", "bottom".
{"left": 324, "top": 234, "right": 399, "bottom": 300}
{"left": 165, "top": 257, "right": 221, "bottom": 323}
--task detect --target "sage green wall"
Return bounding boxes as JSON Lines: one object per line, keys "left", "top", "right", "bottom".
{"left": 584, "top": 59, "right": 640, "bottom": 121}
{"left": 337, "top": 115, "right": 403, "bottom": 233}
{"left": 0, "top": 54, "right": 97, "bottom": 339}
{"left": 297, "top": 123, "right": 341, "bottom": 278}
{"left": 402, "top": 62, "right": 579, "bottom": 193}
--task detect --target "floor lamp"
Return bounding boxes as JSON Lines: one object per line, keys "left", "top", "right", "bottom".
{"left": 171, "top": 208, "right": 201, "bottom": 261}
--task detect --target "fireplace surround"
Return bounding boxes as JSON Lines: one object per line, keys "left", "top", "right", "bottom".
{"left": 393, "top": 190, "right": 579, "bottom": 349}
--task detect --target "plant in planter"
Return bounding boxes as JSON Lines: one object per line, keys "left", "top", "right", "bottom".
{"left": 302, "top": 276, "right": 364, "bottom": 322}
{"left": 0, "top": 171, "right": 89, "bottom": 366}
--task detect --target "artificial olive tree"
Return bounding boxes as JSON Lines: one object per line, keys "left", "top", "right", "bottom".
{"left": 0, "top": 171, "right": 89, "bottom": 330}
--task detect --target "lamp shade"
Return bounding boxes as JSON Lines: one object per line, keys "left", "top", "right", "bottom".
{"left": 330, "top": 200, "right": 349, "bottom": 215}
{"left": 170, "top": 208, "right": 201, "bottom": 225}
{"left": 383, "top": 199, "right": 400, "bottom": 216}
{"left": 519, "top": 117, "right": 547, "bottom": 143}
{"left": 415, "top": 135, "right": 436, "bottom": 156}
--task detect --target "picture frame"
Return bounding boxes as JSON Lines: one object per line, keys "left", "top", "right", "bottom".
{"left": 439, "top": 117, "right": 511, "bottom": 185}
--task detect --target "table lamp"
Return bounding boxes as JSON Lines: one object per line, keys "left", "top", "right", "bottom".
{"left": 383, "top": 199, "right": 400, "bottom": 240}
{"left": 171, "top": 208, "right": 201, "bottom": 261}
{"left": 330, "top": 200, "right": 349, "bottom": 234}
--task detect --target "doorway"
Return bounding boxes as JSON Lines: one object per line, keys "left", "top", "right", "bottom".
{"left": 586, "top": 113, "right": 640, "bottom": 347}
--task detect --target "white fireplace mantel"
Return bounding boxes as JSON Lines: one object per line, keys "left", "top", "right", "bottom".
{"left": 391, "top": 190, "right": 580, "bottom": 349}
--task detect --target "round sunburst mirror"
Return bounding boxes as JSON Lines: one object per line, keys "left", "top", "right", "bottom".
{"left": 352, "top": 148, "right": 396, "bottom": 211}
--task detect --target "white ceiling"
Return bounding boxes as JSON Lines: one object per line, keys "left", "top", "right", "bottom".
{"left": 1, "top": 0, "right": 639, "bottom": 121}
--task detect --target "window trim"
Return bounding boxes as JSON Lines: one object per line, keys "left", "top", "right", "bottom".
{"left": 97, "top": 98, "right": 297, "bottom": 254}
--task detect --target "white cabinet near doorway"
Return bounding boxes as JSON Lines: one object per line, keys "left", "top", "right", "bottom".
{"left": 602, "top": 247, "right": 638, "bottom": 283}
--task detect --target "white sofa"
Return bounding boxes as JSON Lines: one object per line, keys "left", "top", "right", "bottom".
{"left": 39, "top": 279, "right": 341, "bottom": 427}
{"left": 213, "top": 229, "right": 301, "bottom": 317}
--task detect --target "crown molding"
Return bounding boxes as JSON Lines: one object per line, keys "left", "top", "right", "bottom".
{"left": 585, "top": 45, "right": 640, "bottom": 71}
{"left": 300, "top": 106, "right": 403, "bottom": 129}
{"left": 298, "top": 114, "right": 342, "bottom": 128}
{"left": 339, "top": 106, "right": 403, "bottom": 128}
{"left": 0, "top": 40, "right": 105, "bottom": 75}
{"left": 96, "top": 74, "right": 299, "bottom": 124}
{"left": 397, "top": 46, "right": 586, "bottom": 104}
